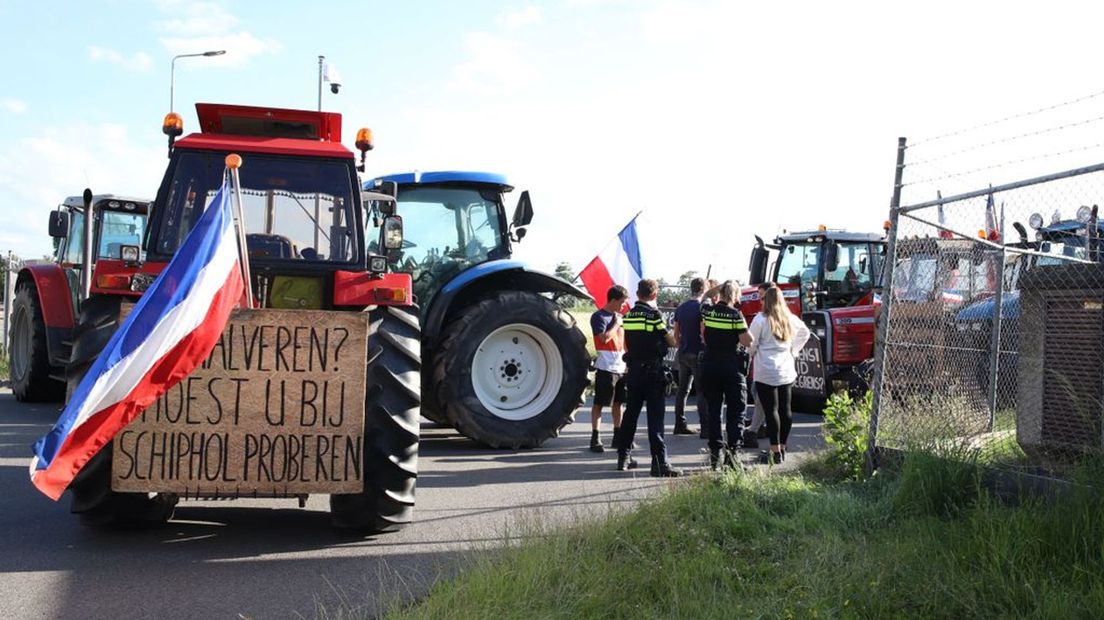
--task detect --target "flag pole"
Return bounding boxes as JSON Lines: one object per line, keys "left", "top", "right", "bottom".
{"left": 225, "top": 154, "right": 254, "bottom": 308}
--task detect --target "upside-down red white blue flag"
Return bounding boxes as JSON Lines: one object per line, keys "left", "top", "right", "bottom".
{"left": 579, "top": 213, "right": 644, "bottom": 307}
{"left": 30, "top": 176, "right": 245, "bottom": 500}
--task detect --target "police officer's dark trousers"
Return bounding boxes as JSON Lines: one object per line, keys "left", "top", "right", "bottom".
{"left": 701, "top": 354, "right": 747, "bottom": 453}
{"left": 615, "top": 362, "right": 669, "bottom": 464}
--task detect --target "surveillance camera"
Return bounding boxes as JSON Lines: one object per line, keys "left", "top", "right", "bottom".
{"left": 330, "top": 83, "right": 341, "bottom": 94}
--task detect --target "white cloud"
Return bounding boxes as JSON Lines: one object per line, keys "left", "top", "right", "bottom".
{"left": 155, "top": 1, "right": 239, "bottom": 35}
{"left": 88, "top": 46, "right": 154, "bottom": 72}
{"left": 1, "top": 98, "right": 27, "bottom": 114}
{"left": 0, "top": 124, "right": 164, "bottom": 259}
{"left": 449, "top": 32, "right": 535, "bottom": 95}
{"left": 156, "top": 1, "right": 280, "bottom": 66}
{"left": 497, "top": 6, "right": 542, "bottom": 29}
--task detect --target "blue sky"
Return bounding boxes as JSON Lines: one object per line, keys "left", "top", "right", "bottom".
{"left": 3, "top": 1, "right": 1104, "bottom": 281}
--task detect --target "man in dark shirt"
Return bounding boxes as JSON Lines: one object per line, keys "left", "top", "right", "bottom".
{"left": 614, "top": 279, "right": 682, "bottom": 477}
{"left": 672, "top": 277, "right": 707, "bottom": 436}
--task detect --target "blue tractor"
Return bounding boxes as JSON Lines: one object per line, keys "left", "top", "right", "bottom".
{"left": 954, "top": 209, "right": 1104, "bottom": 405}
{"left": 366, "top": 171, "right": 591, "bottom": 448}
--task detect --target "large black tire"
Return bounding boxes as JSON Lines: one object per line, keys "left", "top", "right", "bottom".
{"left": 9, "top": 282, "right": 64, "bottom": 402}
{"left": 65, "top": 295, "right": 176, "bottom": 527}
{"left": 331, "top": 305, "right": 421, "bottom": 532}
{"left": 432, "top": 291, "right": 588, "bottom": 449}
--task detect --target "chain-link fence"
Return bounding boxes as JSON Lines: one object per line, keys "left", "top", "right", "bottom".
{"left": 872, "top": 153, "right": 1104, "bottom": 475}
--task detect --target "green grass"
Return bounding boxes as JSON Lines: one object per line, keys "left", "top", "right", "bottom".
{"left": 376, "top": 454, "right": 1104, "bottom": 619}
{"left": 0, "top": 352, "right": 8, "bottom": 386}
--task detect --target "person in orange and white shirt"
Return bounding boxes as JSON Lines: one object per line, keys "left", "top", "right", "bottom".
{"left": 589, "top": 285, "right": 629, "bottom": 453}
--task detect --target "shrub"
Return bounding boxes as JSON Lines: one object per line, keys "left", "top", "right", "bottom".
{"left": 821, "top": 390, "right": 872, "bottom": 480}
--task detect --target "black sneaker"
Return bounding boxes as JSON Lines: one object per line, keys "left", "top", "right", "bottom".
{"left": 590, "top": 439, "right": 605, "bottom": 453}
{"left": 617, "top": 453, "right": 638, "bottom": 471}
{"left": 758, "top": 451, "right": 781, "bottom": 465}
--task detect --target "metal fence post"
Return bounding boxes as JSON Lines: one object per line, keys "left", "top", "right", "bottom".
{"left": 986, "top": 245, "right": 1007, "bottom": 430}
{"left": 866, "top": 137, "right": 907, "bottom": 475}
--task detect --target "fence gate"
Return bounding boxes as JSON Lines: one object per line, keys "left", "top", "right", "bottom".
{"left": 872, "top": 150, "right": 1104, "bottom": 473}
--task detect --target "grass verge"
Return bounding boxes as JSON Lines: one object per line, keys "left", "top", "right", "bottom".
{"left": 382, "top": 454, "right": 1104, "bottom": 619}
{"left": 0, "top": 352, "right": 8, "bottom": 387}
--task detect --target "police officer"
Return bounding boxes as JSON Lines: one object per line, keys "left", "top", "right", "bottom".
{"left": 700, "top": 280, "right": 754, "bottom": 469}
{"left": 613, "top": 279, "right": 682, "bottom": 477}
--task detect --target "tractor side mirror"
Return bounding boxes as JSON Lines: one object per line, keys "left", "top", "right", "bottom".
{"left": 825, "top": 240, "right": 840, "bottom": 273}
{"left": 748, "top": 236, "right": 769, "bottom": 285}
{"left": 512, "top": 191, "right": 533, "bottom": 228}
{"left": 49, "top": 210, "right": 70, "bottom": 238}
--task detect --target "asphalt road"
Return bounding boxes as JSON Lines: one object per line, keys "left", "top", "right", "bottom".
{"left": 0, "top": 389, "right": 823, "bottom": 619}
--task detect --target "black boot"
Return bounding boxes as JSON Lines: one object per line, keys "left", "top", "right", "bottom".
{"left": 590, "top": 430, "right": 605, "bottom": 453}
{"left": 650, "top": 456, "right": 682, "bottom": 478}
{"left": 617, "top": 450, "right": 638, "bottom": 471}
{"left": 609, "top": 427, "right": 620, "bottom": 449}
{"left": 709, "top": 450, "right": 722, "bottom": 471}
{"left": 673, "top": 418, "right": 695, "bottom": 435}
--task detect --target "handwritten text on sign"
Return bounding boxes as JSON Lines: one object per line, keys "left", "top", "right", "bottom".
{"left": 793, "top": 333, "right": 826, "bottom": 397}
{"left": 111, "top": 309, "right": 368, "bottom": 497}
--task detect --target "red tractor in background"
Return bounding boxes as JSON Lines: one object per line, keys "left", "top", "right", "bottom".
{"left": 10, "top": 195, "right": 149, "bottom": 402}
{"left": 743, "top": 227, "right": 887, "bottom": 409}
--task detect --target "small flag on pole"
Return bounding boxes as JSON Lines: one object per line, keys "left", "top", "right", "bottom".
{"left": 30, "top": 172, "right": 246, "bottom": 500}
{"left": 985, "top": 188, "right": 1001, "bottom": 241}
{"left": 578, "top": 213, "right": 644, "bottom": 308}
{"left": 936, "top": 191, "right": 953, "bottom": 239}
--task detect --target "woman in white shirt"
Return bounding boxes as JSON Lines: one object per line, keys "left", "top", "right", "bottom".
{"left": 748, "top": 284, "right": 810, "bottom": 464}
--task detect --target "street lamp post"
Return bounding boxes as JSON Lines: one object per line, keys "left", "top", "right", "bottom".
{"left": 170, "top": 50, "right": 226, "bottom": 112}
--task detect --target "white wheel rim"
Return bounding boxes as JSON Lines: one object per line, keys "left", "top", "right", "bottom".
{"left": 10, "top": 304, "right": 32, "bottom": 382}
{"left": 471, "top": 323, "right": 563, "bottom": 421}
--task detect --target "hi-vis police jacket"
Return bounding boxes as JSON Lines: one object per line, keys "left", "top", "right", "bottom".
{"left": 622, "top": 301, "right": 669, "bottom": 366}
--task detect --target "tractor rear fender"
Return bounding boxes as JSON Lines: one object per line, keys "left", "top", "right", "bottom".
{"left": 423, "top": 260, "right": 589, "bottom": 347}
{"left": 17, "top": 264, "right": 76, "bottom": 365}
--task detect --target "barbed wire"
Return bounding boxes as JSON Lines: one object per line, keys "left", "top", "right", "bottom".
{"left": 908, "top": 87, "right": 1104, "bottom": 148}
{"left": 902, "top": 142, "right": 1104, "bottom": 187}
{"left": 907, "top": 113, "right": 1104, "bottom": 168}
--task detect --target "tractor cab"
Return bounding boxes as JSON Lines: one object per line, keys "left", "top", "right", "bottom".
{"left": 364, "top": 171, "right": 532, "bottom": 310}
{"left": 748, "top": 229, "right": 885, "bottom": 314}
{"left": 49, "top": 195, "right": 149, "bottom": 266}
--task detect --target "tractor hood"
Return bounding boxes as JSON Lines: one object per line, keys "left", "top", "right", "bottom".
{"left": 956, "top": 291, "right": 1021, "bottom": 323}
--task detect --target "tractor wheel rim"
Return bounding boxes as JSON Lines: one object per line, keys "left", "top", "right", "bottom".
{"left": 10, "top": 305, "right": 31, "bottom": 382}
{"left": 471, "top": 323, "right": 563, "bottom": 421}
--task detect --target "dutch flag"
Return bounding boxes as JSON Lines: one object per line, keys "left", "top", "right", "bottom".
{"left": 579, "top": 214, "right": 644, "bottom": 307}
{"left": 30, "top": 176, "right": 245, "bottom": 500}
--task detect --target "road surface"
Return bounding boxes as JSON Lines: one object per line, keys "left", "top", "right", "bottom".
{"left": 0, "top": 389, "right": 823, "bottom": 619}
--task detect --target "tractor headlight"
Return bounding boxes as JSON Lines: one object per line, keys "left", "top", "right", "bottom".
{"left": 120, "top": 245, "right": 140, "bottom": 262}
{"left": 1077, "top": 205, "right": 1094, "bottom": 223}
{"left": 1028, "top": 212, "right": 1044, "bottom": 229}
{"left": 130, "top": 272, "right": 155, "bottom": 293}
{"left": 383, "top": 215, "right": 403, "bottom": 250}
{"left": 369, "top": 255, "right": 387, "bottom": 273}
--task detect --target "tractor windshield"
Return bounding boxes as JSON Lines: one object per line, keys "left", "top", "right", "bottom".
{"left": 98, "top": 210, "right": 145, "bottom": 260}
{"left": 153, "top": 151, "right": 358, "bottom": 262}
{"left": 373, "top": 185, "right": 505, "bottom": 304}
{"left": 777, "top": 240, "right": 877, "bottom": 311}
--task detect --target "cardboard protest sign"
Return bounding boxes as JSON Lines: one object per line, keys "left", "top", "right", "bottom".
{"left": 112, "top": 309, "right": 368, "bottom": 497}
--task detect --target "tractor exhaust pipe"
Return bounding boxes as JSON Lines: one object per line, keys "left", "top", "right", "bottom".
{"left": 80, "top": 188, "right": 94, "bottom": 300}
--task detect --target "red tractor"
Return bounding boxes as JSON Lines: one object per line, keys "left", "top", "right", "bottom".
{"left": 743, "top": 227, "right": 887, "bottom": 408}
{"left": 10, "top": 195, "right": 149, "bottom": 402}
{"left": 49, "top": 103, "right": 421, "bottom": 531}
